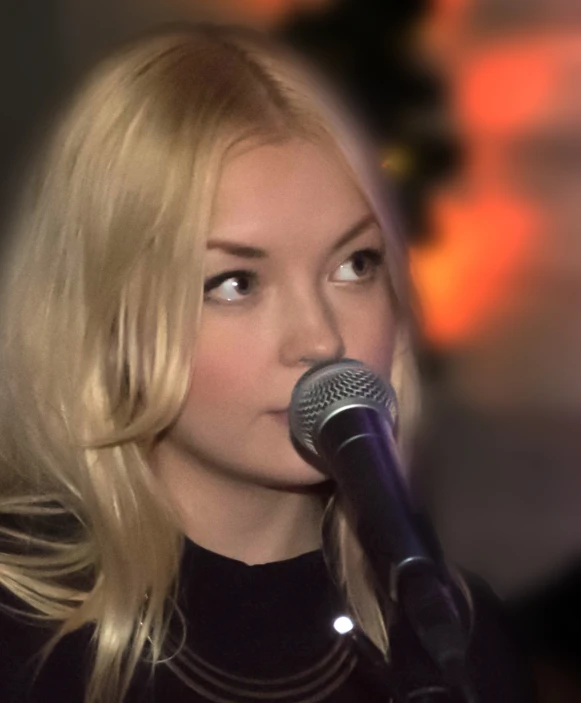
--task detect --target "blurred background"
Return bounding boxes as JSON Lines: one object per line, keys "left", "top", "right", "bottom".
{"left": 2, "top": 0, "right": 580, "bottom": 697}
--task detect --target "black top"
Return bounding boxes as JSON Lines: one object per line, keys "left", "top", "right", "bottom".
{"left": 0, "top": 540, "right": 534, "bottom": 702}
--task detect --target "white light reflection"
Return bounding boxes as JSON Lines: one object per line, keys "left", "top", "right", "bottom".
{"left": 333, "top": 615, "right": 354, "bottom": 635}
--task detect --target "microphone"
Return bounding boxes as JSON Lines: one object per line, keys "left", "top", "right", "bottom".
{"left": 289, "top": 358, "right": 477, "bottom": 703}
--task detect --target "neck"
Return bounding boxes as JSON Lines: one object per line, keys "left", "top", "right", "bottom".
{"left": 151, "top": 441, "right": 326, "bottom": 565}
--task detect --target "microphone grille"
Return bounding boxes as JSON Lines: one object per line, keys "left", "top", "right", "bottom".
{"left": 290, "top": 359, "right": 398, "bottom": 454}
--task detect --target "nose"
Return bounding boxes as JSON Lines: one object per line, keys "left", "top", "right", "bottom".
{"left": 278, "top": 285, "right": 345, "bottom": 367}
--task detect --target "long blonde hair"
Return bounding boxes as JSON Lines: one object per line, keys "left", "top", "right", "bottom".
{"left": 0, "top": 24, "right": 419, "bottom": 703}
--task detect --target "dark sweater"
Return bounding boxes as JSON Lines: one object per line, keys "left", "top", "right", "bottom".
{"left": 0, "top": 540, "right": 534, "bottom": 702}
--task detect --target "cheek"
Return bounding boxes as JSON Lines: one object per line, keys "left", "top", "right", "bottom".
{"left": 184, "top": 315, "right": 267, "bottom": 415}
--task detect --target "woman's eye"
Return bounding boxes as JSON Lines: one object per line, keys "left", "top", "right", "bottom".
{"left": 332, "top": 248, "right": 384, "bottom": 283}
{"left": 204, "top": 270, "right": 257, "bottom": 303}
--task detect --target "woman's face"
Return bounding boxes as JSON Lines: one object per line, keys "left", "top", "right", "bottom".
{"left": 162, "top": 138, "right": 396, "bottom": 487}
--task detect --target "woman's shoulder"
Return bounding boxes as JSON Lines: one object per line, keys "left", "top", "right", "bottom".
{"left": 0, "top": 585, "right": 89, "bottom": 703}
{"left": 388, "top": 572, "right": 536, "bottom": 702}
{"left": 462, "top": 573, "right": 537, "bottom": 702}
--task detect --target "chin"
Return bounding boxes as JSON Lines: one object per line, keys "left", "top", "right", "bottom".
{"left": 254, "top": 446, "right": 330, "bottom": 489}
{"left": 284, "top": 432, "right": 326, "bottom": 467}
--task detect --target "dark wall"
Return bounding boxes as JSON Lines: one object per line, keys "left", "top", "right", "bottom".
{"left": 0, "top": 2, "right": 66, "bottom": 218}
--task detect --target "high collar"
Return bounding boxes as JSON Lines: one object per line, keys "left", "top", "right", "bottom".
{"left": 176, "top": 539, "right": 347, "bottom": 678}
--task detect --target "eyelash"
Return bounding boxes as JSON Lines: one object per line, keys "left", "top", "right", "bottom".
{"left": 203, "top": 248, "right": 385, "bottom": 303}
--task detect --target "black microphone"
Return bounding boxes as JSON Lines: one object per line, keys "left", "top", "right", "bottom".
{"left": 289, "top": 358, "right": 477, "bottom": 703}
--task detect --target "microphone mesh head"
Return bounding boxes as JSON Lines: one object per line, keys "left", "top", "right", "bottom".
{"left": 290, "top": 359, "right": 398, "bottom": 454}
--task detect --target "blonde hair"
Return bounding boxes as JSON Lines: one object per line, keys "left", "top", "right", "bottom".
{"left": 0, "top": 24, "right": 419, "bottom": 703}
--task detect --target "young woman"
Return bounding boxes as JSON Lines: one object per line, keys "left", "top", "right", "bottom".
{"left": 0, "top": 24, "right": 531, "bottom": 703}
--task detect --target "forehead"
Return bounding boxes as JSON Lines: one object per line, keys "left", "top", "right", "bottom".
{"left": 209, "top": 139, "right": 371, "bottom": 244}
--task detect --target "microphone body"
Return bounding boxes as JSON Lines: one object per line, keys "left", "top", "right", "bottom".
{"left": 290, "top": 360, "right": 477, "bottom": 703}
{"left": 317, "top": 404, "right": 429, "bottom": 573}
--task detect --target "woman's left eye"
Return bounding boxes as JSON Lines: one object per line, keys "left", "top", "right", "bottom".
{"left": 331, "top": 248, "right": 384, "bottom": 283}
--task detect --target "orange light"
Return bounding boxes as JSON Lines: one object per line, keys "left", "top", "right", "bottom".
{"left": 412, "top": 192, "right": 539, "bottom": 345}
{"left": 454, "top": 42, "right": 558, "bottom": 136}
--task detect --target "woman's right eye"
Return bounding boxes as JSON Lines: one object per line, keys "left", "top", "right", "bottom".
{"left": 203, "top": 270, "right": 258, "bottom": 303}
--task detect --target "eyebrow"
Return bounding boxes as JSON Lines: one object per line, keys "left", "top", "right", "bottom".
{"left": 330, "top": 214, "right": 378, "bottom": 253}
{"left": 206, "top": 214, "right": 378, "bottom": 259}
